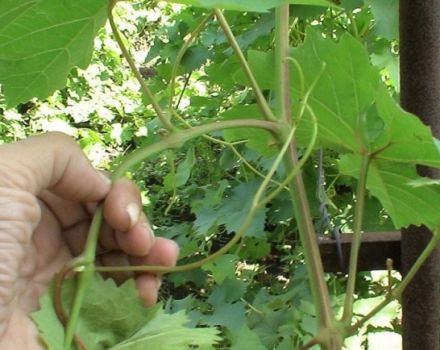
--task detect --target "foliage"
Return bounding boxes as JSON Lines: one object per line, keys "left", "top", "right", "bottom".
{"left": 0, "top": 0, "right": 420, "bottom": 349}
{"left": 32, "top": 276, "right": 220, "bottom": 350}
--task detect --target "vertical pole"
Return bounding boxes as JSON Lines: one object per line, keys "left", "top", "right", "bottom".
{"left": 400, "top": 1, "right": 440, "bottom": 349}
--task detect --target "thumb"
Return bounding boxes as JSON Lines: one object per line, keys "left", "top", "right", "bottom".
{"left": 0, "top": 132, "right": 110, "bottom": 201}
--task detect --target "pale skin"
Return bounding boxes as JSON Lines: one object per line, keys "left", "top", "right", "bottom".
{"left": 0, "top": 132, "right": 179, "bottom": 349}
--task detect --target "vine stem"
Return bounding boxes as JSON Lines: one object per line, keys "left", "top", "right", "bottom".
{"left": 341, "top": 154, "right": 370, "bottom": 324}
{"left": 112, "top": 118, "right": 280, "bottom": 179}
{"left": 172, "top": 114, "right": 285, "bottom": 192}
{"left": 214, "top": 9, "right": 278, "bottom": 122}
{"left": 108, "top": 1, "right": 176, "bottom": 132}
{"left": 274, "top": 5, "right": 336, "bottom": 344}
{"left": 260, "top": 105, "right": 317, "bottom": 208}
{"left": 170, "top": 109, "right": 286, "bottom": 188}
{"left": 63, "top": 206, "right": 104, "bottom": 350}
{"left": 53, "top": 258, "right": 89, "bottom": 350}
{"left": 96, "top": 121, "right": 307, "bottom": 275}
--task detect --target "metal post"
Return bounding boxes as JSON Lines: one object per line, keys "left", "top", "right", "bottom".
{"left": 400, "top": 1, "right": 440, "bottom": 349}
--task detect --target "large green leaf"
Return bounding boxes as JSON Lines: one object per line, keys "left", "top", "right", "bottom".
{"left": 0, "top": 0, "right": 108, "bottom": 107}
{"left": 165, "top": 0, "right": 335, "bottom": 12}
{"left": 373, "top": 85, "right": 440, "bottom": 168}
{"left": 165, "top": 0, "right": 285, "bottom": 11}
{"left": 291, "top": 29, "right": 379, "bottom": 152}
{"left": 290, "top": 28, "right": 440, "bottom": 229}
{"left": 32, "top": 276, "right": 159, "bottom": 349}
{"left": 340, "top": 154, "right": 440, "bottom": 229}
{"left": 291, "top": 29, "right": 440, "bottom": 166}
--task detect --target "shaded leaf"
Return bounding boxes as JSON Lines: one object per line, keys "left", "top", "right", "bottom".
{"left": 217, "top": 180, "right": 267, "bottom": 237}
{"left": 202, "top": 254, "right": 238, "bottom": 284}
{"left": 230, "top": 325, "right": 266, "bottom": 350}
{"left": 366, "top": 0, "right": 399, "bottom": 41}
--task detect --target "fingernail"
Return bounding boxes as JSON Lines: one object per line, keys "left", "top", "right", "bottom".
{"left": 143, "top": 222, "right": 155, "bottom": 242}
{"left": 126, "top": 203, "right": 140, "bottom": 228}
{"left": 156, "top": 277, "right": 162, "bottom": 290}
{"left": 170, "top": 240, "right": 180, "bottom": 258}
{"left": 99, "top": 172, "right": 112, "bottom": 187}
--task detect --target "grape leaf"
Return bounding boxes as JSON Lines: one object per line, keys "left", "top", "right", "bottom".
{"left": 192, "top": 180, "right": 266, "bottom": 237}
{"left": 164, "top": 146, "right": 196, "bottom": 191}
{"left": 202, "top": 254, "right": 238, "bottom": 283}
{"left": 339, "top": 154, "right": 440, "bottom": 229}
{"left": 165, "top": 0, "right": 285, "bottom": 12}
{"left": 233, "top": 50, "right": 275, "bottom": 90}
{"left": 222, "top": 104, "right": 278, "bottom": 157}
{"left": 366, "top": 0, "right": 399, "bottom": 41}
{"left": 31, "top": 288, "right": 65, "bottom": 350}
{"left": 290, "top": 29, "right": 380, "bottom": 152}
{"left": 354, "top": 296, "right": 400, "bottom": 329}
{"left": 291, "top": 28, "right": 440, "bottom": 167}
{"left": 230, "top": 326, "right": 266, "bottom": 350}
{"left": 203, "top": 280, "right": 248, "bottom": 334}
{"left": 216, "top": 180, "right": 267, "bottom": 237}
{"left": 289, "top": 28, "right": 440, "bottom": 229}
{"left": 109, "top": 309, "right": 221, "bottom": 350}
{"left": 191, "top": 181, "right": 229, "bottom": 235}
{"left": 207, "top": 278, "right": 248, "bottom": 306}
{"left": 32, "top": 276, "right": 159, "bottom": 350}
{"left": 0, "top": 0, "right": 108, "bottom": 107}
{"left": 203, "top": 301, "right": 247, "bottom": 333}
{"left": 33, "top": 275, "right": 219, "bottom": 350}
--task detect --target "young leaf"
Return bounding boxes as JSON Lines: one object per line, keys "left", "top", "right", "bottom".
{"left": 0, "top": 0, "right": 108, "bottom": 107}
{"left": 109, "top": 309, "right": 221, "bottom": 350}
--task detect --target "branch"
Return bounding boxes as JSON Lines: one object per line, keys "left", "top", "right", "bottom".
{"left": 108, "top": 1, "right": 176, "bottom": 132}
{"left": 112, "top": 118, "right": 280, "bottom": 180}
{"left": 274, "top": 4, "right": 335, "bottom": 335}
{"left": 63, "top": 207, "right": 104, "bottom": 350}
{"left": 214, "top": 9, "right": 277, "bottom": 122}
{"left": 341, "top": 154, "right": 370, "bottom": 323}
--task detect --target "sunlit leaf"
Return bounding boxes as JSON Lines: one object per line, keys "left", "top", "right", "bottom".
{"left": 0, "top": 0, "right": 108, "bottom": 106}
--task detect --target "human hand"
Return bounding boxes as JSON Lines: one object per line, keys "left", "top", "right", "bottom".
{"left": 0, "top": 132, "right": 179, "bottom": 349}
